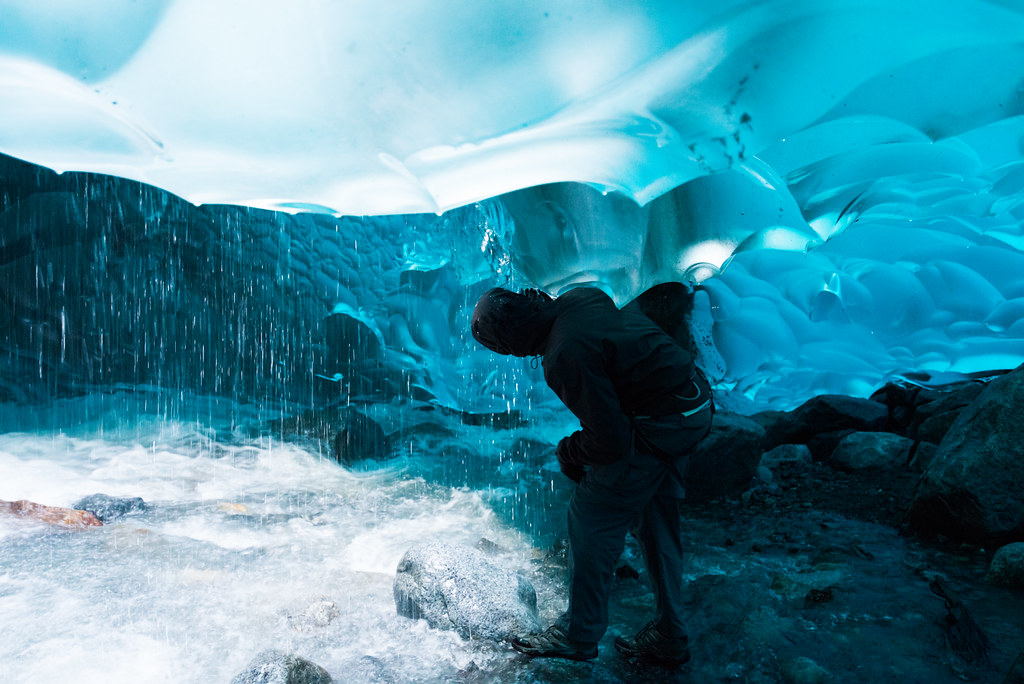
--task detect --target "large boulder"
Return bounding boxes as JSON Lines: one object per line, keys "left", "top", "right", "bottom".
{"left": 759, "top": 394, "right": 889, "bottom": 450}
{"left": 909, "top": 364, "right": 1024, "bottom": 544}
{"left": 685, "top": 412, "right": 765, "bottom": 502}
{"left": 393, "top": 541, "right": 541, "bottom": 641}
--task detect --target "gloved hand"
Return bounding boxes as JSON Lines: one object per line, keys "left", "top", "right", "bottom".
{"left": 556, "top": 437, "right": 585, "bottom": 483}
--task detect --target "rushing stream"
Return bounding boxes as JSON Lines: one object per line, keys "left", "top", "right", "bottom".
{"left": 0, "top": 395, "right": 572, "bottom": 683}
{"left": 3, "top": 393, "right": 1022, "bottom": 684}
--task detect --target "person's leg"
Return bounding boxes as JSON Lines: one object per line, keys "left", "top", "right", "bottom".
{"left": 563, "top": 450, "right": 670, "bottom": 644}
{"left": 563, "top": 488, "right": 633, "bottom": 643}
{"left": 615, "top": 455, "right": 691, "bottom": 665}
{"left": 631, "top": 486, "right": 686, "bottom": 637}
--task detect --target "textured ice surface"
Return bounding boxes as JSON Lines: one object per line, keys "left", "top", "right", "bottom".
{"left": 1, "top": 1, "right": 1024, "bottom": 412}
{"left": 2, "top": 0, "right": 1023, "bottom": 215}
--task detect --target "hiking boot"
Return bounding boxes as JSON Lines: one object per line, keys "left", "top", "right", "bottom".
{"left": 614, "top": 621, "right": 690, "bottom": 666}
{"left": 511, "top": 624, "right": 598, "bottom": 661}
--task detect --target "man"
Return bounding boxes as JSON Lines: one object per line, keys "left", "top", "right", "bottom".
{"left": 471, "top": 285, "right": 713, "bottom": 665}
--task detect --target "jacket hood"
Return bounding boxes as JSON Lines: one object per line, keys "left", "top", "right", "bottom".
{"left": 471, "top": 287, "right": 556, "bottom": 357}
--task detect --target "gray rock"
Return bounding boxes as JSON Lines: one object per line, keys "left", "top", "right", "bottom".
{"left": 909, "top": 382, "right": 985, "bottom": 443}
{"left": 914, "top": 411, "right": 957, "bottom": 445}
{"left": 685, "top": 412, "right": 765, "bottom": 502}
{"left": 761, "top": 394, "right": 889, "bottom": 450}
{"left": 780, "top": 656, "right": 831, "bottom": 684}
{"left": 71, "top": 493, "right": 146, "bottom": 523}
{"left": 393, "top": 541, "right": 541, "bottom": 641}
{"left": 987, "top": 542, "right": 1024, "bottom": 588}
{"left": 908, "top": 441, "right": 939, "bottom": 473}
{"left": 910, "top": 363, "right": 1024, "bottom": 543}
{"left": 760, "top": 444, "right": 812, "bottom": 471}
{"left": 231, "top": 650, "right": 332, "bottom": 684}
{"left": 828, "top": 432, "right": 914, "bottom": 472}
{"left": 805, "top": 429, "right": 855, "bottom": 463}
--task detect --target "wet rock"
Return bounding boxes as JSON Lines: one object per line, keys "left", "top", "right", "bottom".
{"left": 910, "top": 363, "right": 1024, "bottom": 544}
{"left": 0, "top": 499, "right": 102, "bottom": 528}
{"left": 908, "top": 441, "right": 939, "bottom": 473}
{"left": 475, "top": 537, "right": 504, "bottom": 555}
{"left": 761, "top": 444, "right": 812, "bottom": 471}
{"left": 685, "top": 412, "right": 764, "bottom": 502}
{"left": 805, "top": 429, "right": 855, "bottom": 462}
{"left": 828, "top": 432, "right": 914, "bottom": 472}
{"left": 230, "top": 650, "right": 332, "bottom": 684}
{"left": 986, "top": 542, "right": 1024, "bottom": 588}
{"left": 761, "top": 394, "right": 889, "bottom": 450}
{"left": 71, "top": 493, "right": 146, "bottom": 523}
{"left": 780, "top": 656, "right": 831, "bottom": 684}
{"left": 393, "top": 540, "right": 541, "bottom": 641}
{"left": 909, "top": 382, "right": 985, "bottom": 443}
{"left": 914, "top": 411, "right": 961, "bottom": 445}
{"left": 333, "top": 407, "right": 390, "bottom": 464}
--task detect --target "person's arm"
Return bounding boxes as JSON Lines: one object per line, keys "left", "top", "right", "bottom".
{"left": 546, "top": 347, "right": 632, "bottom": 469}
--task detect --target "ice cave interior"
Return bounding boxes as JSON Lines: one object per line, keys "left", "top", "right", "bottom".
{"left": 1, "top": 3, "right": 1023, "bottom": 681}
{"left": 3, "top": 0, "right": 1024, "bottom": 416}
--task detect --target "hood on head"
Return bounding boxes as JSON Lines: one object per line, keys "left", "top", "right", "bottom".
{"left": 471, "top": 287, "right": 555, "bottom": 357}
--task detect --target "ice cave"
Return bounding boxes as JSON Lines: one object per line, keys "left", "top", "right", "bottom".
{"left": 1, "top": 2, "right": 1023, "bottom": 682}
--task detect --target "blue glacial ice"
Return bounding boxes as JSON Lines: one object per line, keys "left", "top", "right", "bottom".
{"left": 2, "top": 0, "right": 1023, "bottom": 412}
{"left": 1, "top": 2, "right": 1024, "bottom": 681}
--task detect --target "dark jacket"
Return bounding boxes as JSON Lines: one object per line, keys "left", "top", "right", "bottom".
{"left": 472, "top": 286, "right": 710, "bottom": 468}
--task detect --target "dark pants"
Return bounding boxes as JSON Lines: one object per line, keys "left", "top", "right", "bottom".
{"left": 558, "top": 408, "right": 711, "bottom": 644}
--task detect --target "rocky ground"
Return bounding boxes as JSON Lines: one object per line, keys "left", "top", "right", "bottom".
{"left": 406, "top": 463, "right": 989, "bottom": 684}
{"left": 246, "top": 368, "right": 1024, "bottom": 683}
{"left": 466, "top": 459, "right": 1023, "bottom": 684}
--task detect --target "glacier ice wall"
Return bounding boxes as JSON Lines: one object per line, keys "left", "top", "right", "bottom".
{"left": 2, "top": 0, "right": 1024, "bottom": 412}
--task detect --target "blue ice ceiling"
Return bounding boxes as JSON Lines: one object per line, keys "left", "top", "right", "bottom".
{"left": 1, "top": 0, "right": 1024, "bottom": 412}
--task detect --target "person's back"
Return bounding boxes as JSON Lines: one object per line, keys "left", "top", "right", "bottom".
{"left": 541, "top": 287, "right": 711, "bottom": 469}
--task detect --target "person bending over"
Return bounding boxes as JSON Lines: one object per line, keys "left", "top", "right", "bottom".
{"left": 471, "top": 285, "right": 713, "bottom": 665}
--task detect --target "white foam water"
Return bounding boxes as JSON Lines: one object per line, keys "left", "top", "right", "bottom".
{"left": 0, "top": 422, "right": 548, "bottom": 682}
